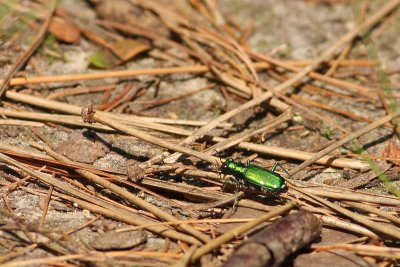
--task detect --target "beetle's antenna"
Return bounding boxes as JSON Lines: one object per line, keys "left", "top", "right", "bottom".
{"left": 274, "top": 162, "right": 291, "bottom": 178}
{"left": 212, "top": 148, "right": 219, "bottom": 156}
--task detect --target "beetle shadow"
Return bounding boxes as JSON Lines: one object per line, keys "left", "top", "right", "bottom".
{"left": 81, "top": 129, "right": 146, "bottom": 161}
{"left": 359, "top": 132, "right": 393, "bottom": 151}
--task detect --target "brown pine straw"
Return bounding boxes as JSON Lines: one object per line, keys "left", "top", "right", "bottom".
{"left": 300, "top": 187, "right": 400, "bottom": 206}
{"left": 0, "top": 152, "right": 201, "bottom": 245}
{"left": 318, "top": 215, "right": 379, "bottom": 240}
{"left": 84, "top": 108, "right": 220, "bottom": 165}
{"left": 0, "top": 101, "right": 369, "bottom": 170}
{"left": 101, "top": 16, "right": 377, "bottom": 98}
{"left": 0, "top": 111, "right": 368, "bottom": 171}
{"left": 143, "top": 0, "right": 400, "bottom": 168}
{"left": 293, "top": 187, "right": 400, "bottom": 240}
{"left": 313, "top": 244, "right": 400, "bottom": 259}
{"left": 289, "top": 109, "right": 400, "bottom": 177}
{"left": 342, "top": 201, "right": 400, "bottom": 225}
{"left": 0, "top": 61, "right": 376, "bottom": 100}
{"left": 0, "top": 107, "right": 232, "bottom": 128}
{"left": 117, "top": 214, "right": 380, "bottom": 241}
{"left": 0, "top": 251, "right": 181, "bottom": 267}
{"left": 0, "top": 1, "right": 398, "bottom": 264}
{"left": 35, "top": 142, "right": 210, "bottom": 244}
{"left": 5, "top": 91, "right": 193, "bottom": 136}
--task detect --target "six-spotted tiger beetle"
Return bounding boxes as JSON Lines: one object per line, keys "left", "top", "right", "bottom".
{"left": 220, "top": 158, "right": 287, "bottom": 194}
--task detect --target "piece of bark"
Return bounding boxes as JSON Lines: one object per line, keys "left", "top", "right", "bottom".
{"left": 222, "top": 210, "right": 321, "bottom": 267}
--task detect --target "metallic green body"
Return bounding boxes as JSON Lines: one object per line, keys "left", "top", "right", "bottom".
{"left": 221, "top": 158, "right": 287, "bottom": 193}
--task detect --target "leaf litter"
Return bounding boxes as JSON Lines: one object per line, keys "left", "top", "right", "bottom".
{"left": 0, "top": 0, "right": 400, "bottom": 267}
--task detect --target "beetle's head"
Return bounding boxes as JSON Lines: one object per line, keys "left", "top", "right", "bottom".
{"left": 220, "top": 158, "right": 233, "bottom": 172}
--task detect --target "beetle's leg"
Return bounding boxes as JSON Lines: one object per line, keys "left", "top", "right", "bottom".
{"left": 271, "top": 162, "right": 278, "bottom": 172}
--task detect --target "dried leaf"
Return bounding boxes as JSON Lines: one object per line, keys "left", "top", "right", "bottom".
{"left": 48, "top": 16, "right": 80, "bottom": 43}
{"left": 110, "top": 39, "right": 150, "bottom": 61}
{"left": 88, "top": 39, "right": 150, "bottom": 69}
{"left": 382, "top": 141, "right": 400, "bottom": 166}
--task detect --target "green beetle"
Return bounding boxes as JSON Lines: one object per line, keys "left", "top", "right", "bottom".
{"left": 221, "top": 158, "right": 287, "bottom": 193}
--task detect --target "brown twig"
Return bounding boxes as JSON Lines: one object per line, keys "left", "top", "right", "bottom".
{"left": 318, "top": 215, "right": 379, "bottom": 240}
{"left": 46, "top": 84, "right": 116, "bottom": 100}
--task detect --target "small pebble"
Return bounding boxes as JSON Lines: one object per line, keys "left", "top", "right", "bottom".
{"left": 91, "top": 229, "right": 147, "bottom": 250}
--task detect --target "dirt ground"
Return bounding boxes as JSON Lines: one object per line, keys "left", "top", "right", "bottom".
{"left": 0, "top": 0, "right": 399, "bottom": 266}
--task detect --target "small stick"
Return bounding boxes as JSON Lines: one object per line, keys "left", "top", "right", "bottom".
{"left": 0, "top": 119, "right": 44, "bottom": 127}
{"left": 0, "top": 60, "right": 268, "bottom": 89}
{"left": 221, "top": 211, "right": 321, "bottom": 267}
{"left": 0, "top": 251, "right": 181, "bottom": 267}
{"left": 313, "top": 244, "right": 400, "bottom": 258}
{"left": 230, "top": 141, "right": 368, "bottom": 170}
{"left": 318, "top": 215, "right": 379, "bottom": 240}
{"left": 46, "top": 84, "right": 116, "bottom": 100}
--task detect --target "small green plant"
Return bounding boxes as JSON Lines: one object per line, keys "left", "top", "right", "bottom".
{"left": 0, "top": 2, "right": 36, "bottom": 45}
{"left": 350, "top": 141, "right": 400, "bottom": 197}
{"left": 322, "top": 127, "right": 336, "bottom": 139}
{"left": 350, "top": 1, "right": 400, "bottom": 197}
